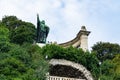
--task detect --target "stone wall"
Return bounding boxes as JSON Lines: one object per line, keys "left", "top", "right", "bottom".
{"left": 49, "top": 59, "right": 94, "bottom": 80}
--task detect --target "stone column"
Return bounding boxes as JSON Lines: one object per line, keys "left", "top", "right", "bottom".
{"left": 78, "top": 26, "right": 90, "bottom": 51}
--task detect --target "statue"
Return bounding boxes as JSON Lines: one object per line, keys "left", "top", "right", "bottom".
{"left": 36, "top": 14, "right": 50, "bottom": 43}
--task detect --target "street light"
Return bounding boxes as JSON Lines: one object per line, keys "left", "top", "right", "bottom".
{"left": 45, "top": 55, "right": 48, "bottom": 60}
{"left": 98, "top": 61, "right": 102, "bottom": 80}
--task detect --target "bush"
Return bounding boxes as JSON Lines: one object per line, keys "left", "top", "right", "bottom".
{"left": 41, "top": 44, "right": 99, "bottom": 79}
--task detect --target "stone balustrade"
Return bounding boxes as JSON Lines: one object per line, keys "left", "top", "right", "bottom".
{"left": 47, "top": 76, "right": 86, "bottom": 80}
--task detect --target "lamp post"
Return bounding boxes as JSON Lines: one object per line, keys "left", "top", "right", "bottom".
{"left": 99, "top": 61, "right": 102, "bottom": 80}
{"left": 45, "top": 55, "right": 48, "bottom": 60}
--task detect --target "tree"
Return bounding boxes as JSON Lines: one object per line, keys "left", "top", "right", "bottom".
{"left": 0, "top": 26, "right": 9, "bottom": 42}
{"left": 0, "top": 43, "right": 49, "bottom": 80}
{"left": 2, "top": 15, "right": 21, "bottom": 30}
{"left": 10, "top": 25, "right": 36, "bottom": 45}
{"left": 92, "top": 42, "right": 120, "bottom": 62}
{"left": 0, "top": 15, "right": 49, "bottom": 80}
{"left": 20, "top": 43, "right": 49, "bottom": 80}
{"left": 1, "top": 15, "right": 36, "bottom": 45}
{"left": 0, "top": 57, "right": 27, "bottom": 79}
{"left": 0, "top": 26, "right": 11, "bottom": 53}
{"left": 112, "top": 54, "right": 120, "bottom": 80}
{"left": 98, "top": 60, "right": 115, "bottom": 80}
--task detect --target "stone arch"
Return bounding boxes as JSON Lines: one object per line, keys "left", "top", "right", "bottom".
{"left": 49, "top": 59, "right": 94, "bottom": 80}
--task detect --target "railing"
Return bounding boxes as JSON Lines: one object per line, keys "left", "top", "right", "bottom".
{"left": 47, "top": 76, "right": 86, "bottom": 80}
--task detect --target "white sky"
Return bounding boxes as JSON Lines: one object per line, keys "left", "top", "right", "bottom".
{"left": 0, "top": 0, "right": 120, "bottom": 50}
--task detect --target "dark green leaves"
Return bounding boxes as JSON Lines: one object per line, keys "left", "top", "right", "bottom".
{"left": 1, "top": 15, "right": 36, "bottom": 45}
{"left": 92, "top": 42, "right": 120, "bottom": 61}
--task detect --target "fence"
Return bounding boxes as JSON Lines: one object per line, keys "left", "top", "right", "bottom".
{"left": 47, "top": 76, "right": 86, "bottom": 80}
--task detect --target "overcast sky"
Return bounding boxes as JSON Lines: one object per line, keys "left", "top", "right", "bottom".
{"left": 0, "top": 0, "right": 120, "bottom": 50}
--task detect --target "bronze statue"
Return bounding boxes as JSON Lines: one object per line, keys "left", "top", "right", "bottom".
{"left": 36, "top": 14, "right": 49, "bottom": 43}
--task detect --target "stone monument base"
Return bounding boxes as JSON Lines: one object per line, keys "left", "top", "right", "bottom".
{"left": 36, "top": 43, "right": 46, "bottom": 47}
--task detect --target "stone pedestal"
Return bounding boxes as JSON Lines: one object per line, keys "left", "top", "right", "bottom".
{"left": 36, "top": 43, "right": 46, "bottom": 47}
{"left": 78, "top": 26, "right": 90, "bottom": 51}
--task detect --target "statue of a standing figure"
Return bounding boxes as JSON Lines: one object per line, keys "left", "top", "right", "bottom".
{"left": 36, "top": 14, "right": 50, "bottom": 43}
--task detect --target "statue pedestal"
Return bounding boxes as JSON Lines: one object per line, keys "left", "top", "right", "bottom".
{"left": 36, "top": 43, "right": 46, "bottom": 47}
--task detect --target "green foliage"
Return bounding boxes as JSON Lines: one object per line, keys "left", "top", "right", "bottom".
{"left": 100, "top": 75, "right": 114, "bottom": 80}
{"left": 10, "top": 25, "right": 35, "bottom": 45}
{"left": 21, "top": 44, "right": 49, "bottom": 80}
{"left": 0, "top": 42, "right": 12, "bottom": 53}
{"left": 42, "top": 44, "right": 120, "bottom": 79}
{"left": 41, "top": 44, "right": 99, "bottom": 79}
{"left": 92, "top": 42, "right": 120, "bottom": 80}
{"left": 1, "top": 15, "right": 36, "bottom": 45}
{"left": 0, "top": 15, "right": 48, "bottom": 80}
{"left": 0, "top": 26, "right": 11, "bottom": 53}
{"left": 2, "top": 15, "right": 21, "bottom": 30}
{"left": 114, "top": 74, "right": 120, "bottom": 80}
{"left": 99, "top": 60, "right": 116, "bottom": 80}
{"left": 112, "top": 54, "right": 120, "bottom": 80}
{"left": 0, "top": 26, "right": 9, "bottom": 42}
{"left": 0, "top": 43, "right": 48, "bottom": 80}
{"left": 8, "top": 44, "right": 31, "bottom": 66}
{"left": 100, "top": 60, "right": 115, "bottom": 76}
{"left": 97, "top": 56, "right": 120, "bottom": 80}
{"left": 92, "top": 42, "right": 120, "bottom": 62}
{"left": 0, "top": 57, "right": 26, "bottom": 77}
{"left": 41, "top": 44, "right": 66, "bottom": 59}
